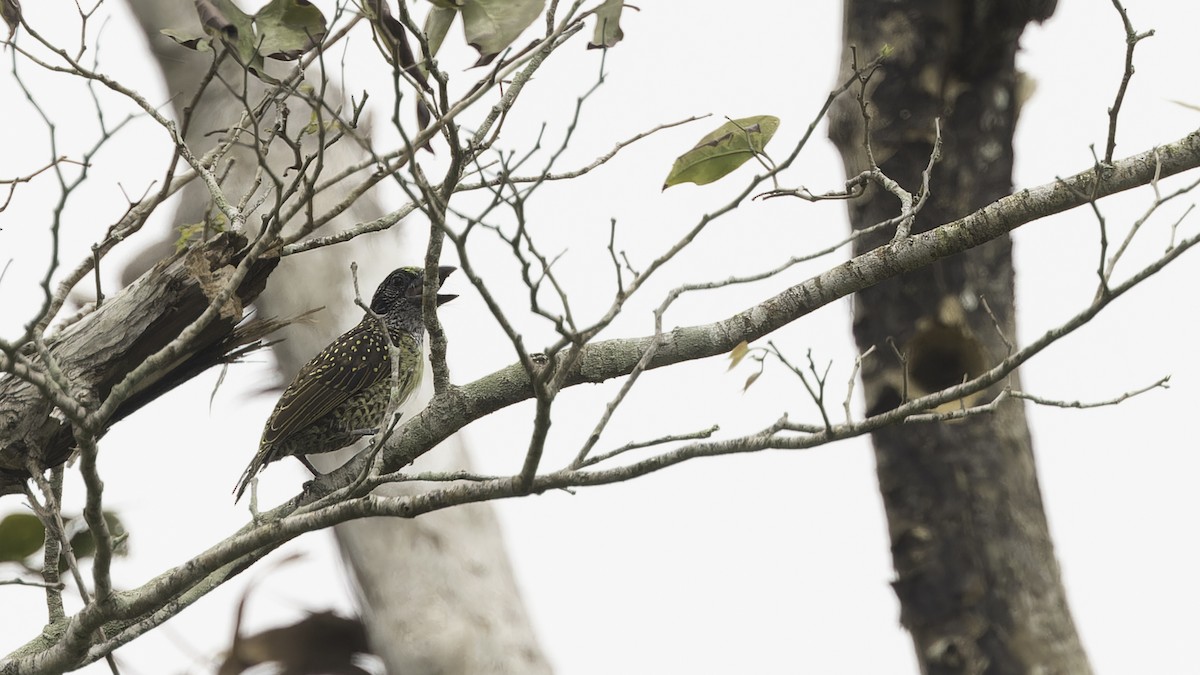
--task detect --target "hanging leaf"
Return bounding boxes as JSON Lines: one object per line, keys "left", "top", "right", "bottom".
{"left": 411, "top": 0, "right": 542, "bottom": 66}
{"left": 743, "top": 369, "right": 762, "bottom": 392}
{"left": 160, "top": 0, "right": 247, "bottom": 54}
{"left": 727, "top": 340, "right": 750, "bottom": 371}
{"left": 423, "top": 5, "right": 457, "bottom": 60}
{"left": 197, "top": 0, "right": 266, "bottom": 76}
{"left": 254, "top": 0, "right": 327, "bottom": 61}
{"left": 195, "top": 0, "right": 258, "bottom": 66}
{"left": 363, "top": 1, "right": 435, "bottom": 150}
{"left": 0, "top": 510, "right": 129, "bottom": 567}
{"left": 588, "top": 0, "right": 625, "bottom": 49}
{"left": 2, "top": 0, "right": 22, "bottom": 39}
{"left": 162, "top": 0, "right": 327, "bottom": 82}
{"left": 0, "top": 513, "right": 44, "bottom": 563}
{"left": 459, "top": 0, "right": 544, "bottom": 65}
{"left": 195, "top": 0, "right": 248, "bottom": 37}
{"left": 367, "top": 0, "right": 412, "bottom": 69}
{"left": 64, "top": 511, "right": 129, "bottom": 565}
{"left": 663, "top": 115, "right": 780, "bottom": 190}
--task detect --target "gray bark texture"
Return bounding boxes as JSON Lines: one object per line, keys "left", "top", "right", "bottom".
{"left": 829, "top": 1, "right": 1092, "bottom": 674}
{"left": 0, "top": 232, "right": 277, "bottom": 494}
{"left": 120, "top": 2, "right": 551, "bottom": 672}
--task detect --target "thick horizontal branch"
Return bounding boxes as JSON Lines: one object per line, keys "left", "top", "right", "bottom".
{"left": 7, "top": 129, "right": 1199, "bottom": 674}
{"left": 350, "top": 127, "right": 1200, "bottom": 480}
{"left": 6, "top": 131, "right": 1193, "bottom": 505}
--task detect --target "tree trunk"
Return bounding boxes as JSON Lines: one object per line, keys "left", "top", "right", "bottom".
{"left": 122, "top": 2, "right": 551, "bottom": 672}
{"left": 829, "top": 2, "right": 1091, "bottom": 673}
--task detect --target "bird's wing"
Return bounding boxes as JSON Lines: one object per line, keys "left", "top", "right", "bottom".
{"left": 260, "top": 320, "right": 391, "bottom": 449}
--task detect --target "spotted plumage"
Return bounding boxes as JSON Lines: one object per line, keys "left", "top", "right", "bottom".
{"left": 234, "top": 266, "right": 456, "bottom": 501}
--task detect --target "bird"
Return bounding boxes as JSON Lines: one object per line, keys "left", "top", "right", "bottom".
{"left": 234, "top": 265, "right": 456, "bottom": 501}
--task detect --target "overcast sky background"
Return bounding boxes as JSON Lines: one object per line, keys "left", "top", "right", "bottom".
{"left": 2, "top": 1, "right": 1199, "bottom": 673}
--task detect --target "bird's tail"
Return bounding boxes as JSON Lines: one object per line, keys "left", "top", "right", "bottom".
{"left": 233, "top": 447, "right": 272, "bottom": 503}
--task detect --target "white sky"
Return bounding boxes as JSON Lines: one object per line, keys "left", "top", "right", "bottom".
{"left": 2, "top": 1, "right": 1199, "bottom": 673}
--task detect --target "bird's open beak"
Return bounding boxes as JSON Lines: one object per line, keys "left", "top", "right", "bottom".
{"left": 436, "top": 266, "right": 457, "bottom": 305}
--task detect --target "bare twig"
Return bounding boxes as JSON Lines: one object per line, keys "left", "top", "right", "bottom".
{"left": 1105, "top": 0, "right": 1154, "bottom": 164}
{"left": 1013, "top": 375, "right": 1169, "bottom": 409}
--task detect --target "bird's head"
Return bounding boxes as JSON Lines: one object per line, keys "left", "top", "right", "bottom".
{"left": 370, "top": 265, "right": 457, "bottom": 314}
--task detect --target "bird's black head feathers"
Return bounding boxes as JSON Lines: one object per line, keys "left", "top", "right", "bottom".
{"left": 370, "top": 266, "right": 457, "bottom": 314}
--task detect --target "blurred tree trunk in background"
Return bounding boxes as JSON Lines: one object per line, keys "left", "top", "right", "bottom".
{"left": 122, "top": 2, "right": 550, "bottom": 672}
{"left": 829, "top": 1, "right": 1093, "bottom": 673}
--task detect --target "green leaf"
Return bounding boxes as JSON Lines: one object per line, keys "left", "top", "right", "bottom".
{"left": 727, "top": 340, "right": 749, "bottom": 371}
{"left": 65, "top": 511, "right": 129, "bottom": 564}
{"left": 254, "top": 0, "right": 327, "bottom": 61}
{"left": 194, "top": 0, "right": 267, "bottom": 75}
{"left": 459, "top": 0, "right": 544, "bottom": 64}
{"left": 588, "top": 0, "right": 624, "bottom": 49}
{"left": 423, "top": 5, "right": 457, "bottom": 60}
{"left": 159, "top": 28, "right": 214, "bottom": 52}
{"left": 197, "top": 0, "right": 255, "bottom": 59}
{"left": 175, "top": 215, "right": 227, "bottom": 253}
{"left": 0, "top": 513, "right": 44, "bottom": 563}
{"left": 165, "top": 0, "right": 324, "bottom": 77}
{"left": 663, "top": 115, "right": 780, "bottom": 190}
{"left": 175, "top": 222, "right": 206, "bottom": 254}
{"left": 302, "top": 109, "right": 340, "bottom": 135}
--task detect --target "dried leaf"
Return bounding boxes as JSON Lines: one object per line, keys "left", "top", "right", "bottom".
{"left": 186, "top": 248, "right": 243, "bottom": 321}
{"left": 727, "top": 340, "right": 749, "bottom": 371}
{"left": 743, "top": 369, "right": 762, "bottom": 392}
{"left": 363, "top": 1, "right": 435, "bottom": 151}
{"left": 366, "top": 0, "right": 415, "bottom": 70}
{"left": 2, "top": 0, "right": 22, "bottom": 38}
